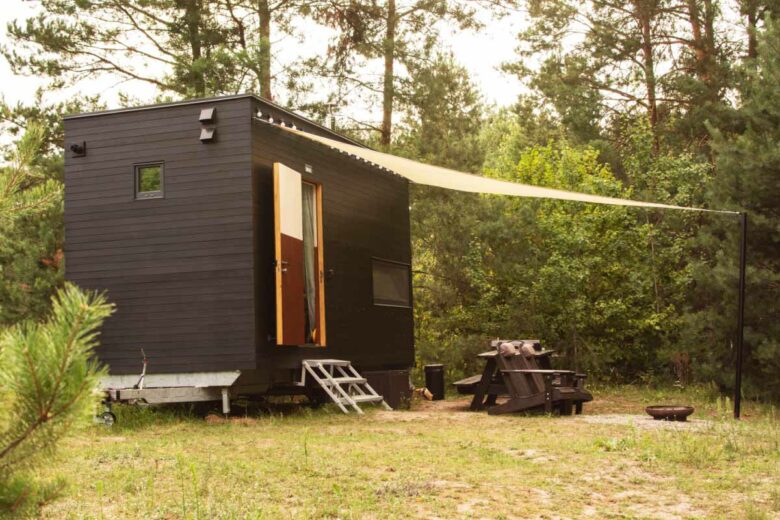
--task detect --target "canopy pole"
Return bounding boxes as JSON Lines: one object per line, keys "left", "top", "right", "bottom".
{"left": 734, "top": 211, "right": 747, "bottom": 419}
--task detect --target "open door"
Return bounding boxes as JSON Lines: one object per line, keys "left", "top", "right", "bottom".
{"left": 274, "top": 163, "right": 326, "bottom": 346}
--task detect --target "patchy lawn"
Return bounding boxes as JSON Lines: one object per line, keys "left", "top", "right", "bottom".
{"left": 12, "top": 385, "right": 780, "bottom": 519}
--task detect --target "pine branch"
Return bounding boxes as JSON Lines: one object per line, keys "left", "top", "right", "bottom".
{"left": 20, "top": 346, "right": 45, "bottom": 415}
{"left": 0, "top": 284, "right": 114, "bottom": 476}
{"left": 42, "top": 308, "right": 85, "bottom": 415}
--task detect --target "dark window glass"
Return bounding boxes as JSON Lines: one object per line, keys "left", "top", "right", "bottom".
{"left": 372, "top": 259, "right": 411, "bottom": 307}
{"left": 135, "top": 164, "right": 163, "bottom": 198}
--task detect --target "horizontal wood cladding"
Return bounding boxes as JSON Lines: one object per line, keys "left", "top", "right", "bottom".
{"left": 66, "top": 236, "right": 251, "bottom": 260}
{"left": 64, "top": 225, "right": 251, "bottom": 248}
{"left": 67, "top": 255, "right": 250, "bottom": 280}
{"left": 67, "top": 174, "right": 252, "bottom": 205}
{"left": 69, "top": 111, "right": 248, "bottom": 140}
{"left": 66, "top": 144, "right": 250, "bottom": 177}
{"left": 64, "top": 215, "right": 251, "bottom": 244}
{"left": 67, "top": 101, "right": 248, "bottom": 130}
{"left": 64, "top": 97, "right": 257, "bottom": 374}
{"left": 65, "top": 205, "right": 250, "bottom": 233}
{"left": 64, "top": 94, "right": 414, "bottom": 378}
{"left": 66, "top": 162, "right": 250, "bottom": 194}
{"left": 251, "top": 113, "right": 414, "bottom": 373}
{"left": 66, "top": 201, "right": 250, "bottom": 229}
{"left": 66, "top": 194, "right": 250, "bottom": 223}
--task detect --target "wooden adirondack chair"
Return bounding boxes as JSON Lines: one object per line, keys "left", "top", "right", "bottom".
{"left": 461, "top": 339, "right": 592, "bottom": 415}
{"left": 508, "top": 348, "right": 591, "bottom": 415}
{"left": 454, "top": 340, "right": 546, "bottom": 405}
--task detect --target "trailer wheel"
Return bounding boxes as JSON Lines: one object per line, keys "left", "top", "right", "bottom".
{"left": 100, "top": 411, "right": 117, "bottom": 427}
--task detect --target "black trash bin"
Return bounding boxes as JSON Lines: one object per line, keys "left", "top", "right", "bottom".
{"left": 424, "top": 364, "right": 445, "bottom": 400}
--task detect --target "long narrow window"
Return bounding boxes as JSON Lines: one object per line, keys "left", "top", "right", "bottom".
{"left": 372, "top": 258, "right": 411, "bottom": 307}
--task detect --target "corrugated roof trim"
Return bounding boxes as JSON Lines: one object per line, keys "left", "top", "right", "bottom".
{"left": 255, "top": 116, "right": 406, "bottom": 181}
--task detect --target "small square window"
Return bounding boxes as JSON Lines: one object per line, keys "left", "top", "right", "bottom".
{"left": 135, "top": 163, "right": 163, "bottom": 199}
{"left": 372, "top": 258, "right": 411, "bottom": 307}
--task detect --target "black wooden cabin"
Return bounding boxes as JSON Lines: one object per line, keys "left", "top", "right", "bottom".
{"left": 64, "top": 94, "right": 414, "bottom": 406}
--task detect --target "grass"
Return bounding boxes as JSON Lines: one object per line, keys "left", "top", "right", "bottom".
{"left": 5, "top": 385, "right": 780, "bottom": 519}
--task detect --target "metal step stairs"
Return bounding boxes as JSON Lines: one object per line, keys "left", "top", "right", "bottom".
{"left": 301, "top": 359, "right": 392, "bottom": 414}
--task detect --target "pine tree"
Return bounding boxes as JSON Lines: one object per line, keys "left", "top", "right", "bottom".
{"left": 690, "top": 17, "right": 780, "bottom": 399}
{"left": 507, "top": 0, "right": 736, "bottom": 153}
{"left": 312, "top": 1, "right": 516, "bottom": 146}
{"left": 0, "top": 124, "right": 64, "bottom": 326}
{"left": 3, "top": 1, "right": 312, "bottom": 100}
{"left": 0, "top": 284, "right": 114, "bottom": 498}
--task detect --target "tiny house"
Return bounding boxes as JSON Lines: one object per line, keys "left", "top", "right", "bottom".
{"left": 64, "top": 94, "right": 414, "bottom": 408}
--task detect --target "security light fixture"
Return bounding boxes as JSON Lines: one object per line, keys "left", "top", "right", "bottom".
{"left": 69, "top": 141, "right": 87, "bottom": 157}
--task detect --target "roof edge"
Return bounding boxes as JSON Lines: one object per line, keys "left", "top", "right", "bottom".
{"left": 64, "top": 93, "right": 365, "bottom": 148}
{"left": 62, "top": 93, "right": 255, "bottom": 120}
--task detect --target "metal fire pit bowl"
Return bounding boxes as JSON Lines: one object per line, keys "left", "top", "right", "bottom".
{"left": 645, "top": 405, "right": 695, "bottom": 422}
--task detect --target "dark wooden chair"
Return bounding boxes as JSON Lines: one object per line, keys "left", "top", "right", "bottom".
{"left": 455, "top": 339, "right": 592, "bottom": 415}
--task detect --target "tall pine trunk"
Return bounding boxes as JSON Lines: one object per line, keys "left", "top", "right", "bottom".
{"left": 381, "top": 0, "right": 396, "bottom": 147}
{"left": 636, "top": 2, "right": 658, "bottom": 150}
{"left": 686, "top": 0, "right": 719, "bottom": 140}
{"left": 702, "top": 0, "right": 717, "bottom": 96}
{"left": 184, "top": 0, "right": 206, "bottom": 97}
{"left": 258, "top": 0, "right": 272, "bottom": 99}
{"left": 745, "top": 0, "right": 759, "bottom": 59}
{"left": 687, "top": 0, "right": 706, "bottom": 77}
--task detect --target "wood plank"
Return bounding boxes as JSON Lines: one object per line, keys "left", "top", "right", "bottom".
{"left": 65, "top": 254, "right": 253, "bottom": 277}
{"left": 65, "top": 195, "right": 251, "bottom": 223}
{"left": 66, "top": 179, "right": 252, "bottom": 207}
{"left": 64, "top": 98, "right": 249, "bottom": 132}
{"left": 65, "top": 98, "right": 256, "bottom": 379}
{"left": 67, "top": 112, "right": 249, "bottom": 141}
{"left": 66, "top": 148, "right": 249, "bottom": 173}
{"left": 65, "top": 206, "right": 251, "bottom": 231}
{"left": 64, "top": 217, "right": 251, "bottom": 242}
{"left": 316, "top": 181, "right": 327, "bottom": 346}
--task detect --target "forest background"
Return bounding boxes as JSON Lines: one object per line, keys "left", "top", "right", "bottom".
{"left": 1, "top": 0, "right": 778, "bottom": 400}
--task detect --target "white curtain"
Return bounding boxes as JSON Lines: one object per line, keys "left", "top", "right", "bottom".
{"left": 302, "top": 183, "right": 317, "bottom": 342}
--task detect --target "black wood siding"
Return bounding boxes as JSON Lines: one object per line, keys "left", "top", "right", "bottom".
{"left": 64, "top": 94, "right": 414, "bottom": 382}
{"left": 250, "top": 108, "right": 415, "bottom": 377}
{"left": 64, "top": 97, "right": 256, "bottom": 374}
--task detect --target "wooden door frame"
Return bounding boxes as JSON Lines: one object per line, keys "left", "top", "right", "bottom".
{"left": 273, "top": 162, "right": 327, "bottom": 347}
{"left": 273, "top": 163, "right": 301, "bottom": 345}
{"left": 273, "top": 163, "right": 282, "bottom": 342}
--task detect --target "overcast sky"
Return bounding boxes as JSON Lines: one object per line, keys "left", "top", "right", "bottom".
{"left": 0, "top": 0, "right": 526, "bottom": 114}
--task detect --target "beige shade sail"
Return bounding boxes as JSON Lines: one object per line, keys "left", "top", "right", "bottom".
{"left": 281, "top": 126, "right": 737, "bottom": 215}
